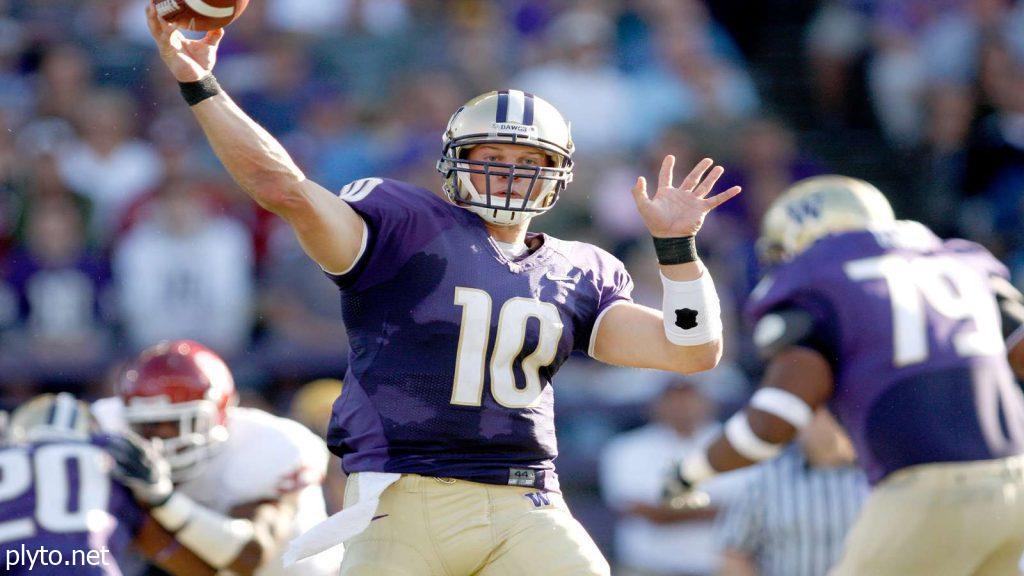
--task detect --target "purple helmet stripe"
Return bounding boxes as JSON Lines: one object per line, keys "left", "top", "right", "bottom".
{"left": 496, "top": 90, "right": 509, "bottom": 123}
{"left": 523, "top": 92, "right": 535, "bottom": 126}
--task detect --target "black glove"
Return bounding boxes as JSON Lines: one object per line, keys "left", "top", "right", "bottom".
{"left": 107, "top": 431, "right": 173, "bottom": 507}
{"left": 662, "top": 460, "right": 710, "bottom": 510}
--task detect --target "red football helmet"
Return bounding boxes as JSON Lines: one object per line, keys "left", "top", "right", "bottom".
{"left": 118, "top": 340, "right": 237, "bottom": 482}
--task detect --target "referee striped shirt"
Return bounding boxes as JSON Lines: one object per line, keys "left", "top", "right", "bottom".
{"left": 716, "top": 446, "right": 868, "bottom": 576}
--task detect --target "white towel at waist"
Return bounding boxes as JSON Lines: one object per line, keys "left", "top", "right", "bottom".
{"left": 283, "top": 472, "right": 401, "bottom": 567}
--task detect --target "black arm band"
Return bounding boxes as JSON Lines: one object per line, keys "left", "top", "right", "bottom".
{"left": 179, "top": 75, "right": 222, "bottom": 107}
{"left": 652, "top": 235, "right": 698, "bottom": 265}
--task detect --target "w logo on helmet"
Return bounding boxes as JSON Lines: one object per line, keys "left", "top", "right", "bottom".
{"left": 785, "top": 194, "right": 824, "bottom": 224}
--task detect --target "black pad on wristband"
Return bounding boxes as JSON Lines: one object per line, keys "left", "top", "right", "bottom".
{"left": 652, "top": 235, "right": 698, "bottom": 265}
{"left": 179, "top": 75, "right": 221, "bottom": 107}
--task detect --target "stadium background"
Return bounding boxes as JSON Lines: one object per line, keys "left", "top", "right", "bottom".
{"left": 1, "top": 0, "right": 1023, "bottom": 565}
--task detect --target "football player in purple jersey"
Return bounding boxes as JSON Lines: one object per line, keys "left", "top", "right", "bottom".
{"left": 0, "top": 393, "right": 221, "bottom": 576}
{"left": 146, "top": 5, "right": 742, "bottom": 575}
{"left": 667, "top": 176, "right": 1024, "bottom": 576}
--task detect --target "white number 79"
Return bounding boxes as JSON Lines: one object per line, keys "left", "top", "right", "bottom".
{"left": 845, "top": 255, "right": 1004, "bottom": 366}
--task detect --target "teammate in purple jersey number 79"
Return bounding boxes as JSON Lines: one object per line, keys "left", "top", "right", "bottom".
{"left": 144, "top": 4, "right": 743, "bottom": 574}
{"left": 668, "top": 176, "right": 1024, "bottom": 576}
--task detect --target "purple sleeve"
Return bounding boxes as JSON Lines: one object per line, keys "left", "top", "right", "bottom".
{"left": 596, "top": 260, "right": 633, "bottom": 315}
{"left": 575, "top": 245, "right": 634, "bottom": 354}
{"left": 745, "top": 260, "right": 814, "bottom": 324}
{"left": 746, "top": 263, "right": 840, "bottom": 362}
{"left": 324, "top": 178, "right": 452, "bottom": 292}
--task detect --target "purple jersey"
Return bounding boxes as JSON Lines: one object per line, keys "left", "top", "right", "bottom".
{"left": 325, "top": 179, "right": 633, "bottom": 492}
{"left": 0, "top": 436, "right": 145, "bottom": 575}
{"left": 747, "top": 223, "right": 1024, "bottom": 484}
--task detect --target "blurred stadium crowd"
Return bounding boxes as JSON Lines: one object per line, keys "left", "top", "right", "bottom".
{"left": 2, "top": 0, "right": 1024, "bottom": 569}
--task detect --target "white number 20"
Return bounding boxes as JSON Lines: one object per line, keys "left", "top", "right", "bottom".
{"left": 451, "top": 288, "right": 564, "bottom": 408}
{"left": 845, "top": 255, "right": 1004, "bottom": 366}
{"left": 0, "top": 444, "right": 111, "bottom": 544}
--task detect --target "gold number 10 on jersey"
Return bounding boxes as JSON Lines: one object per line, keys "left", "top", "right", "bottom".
{"left": 451, "top": 287, "right": 564, "bottom": 409}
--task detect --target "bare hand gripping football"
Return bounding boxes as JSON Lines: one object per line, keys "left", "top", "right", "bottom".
{"left": 146, "top": 3, "right": 224, "bottom": 83}
{"left": 151, "top": 0, "right": 248, "bottom": 31}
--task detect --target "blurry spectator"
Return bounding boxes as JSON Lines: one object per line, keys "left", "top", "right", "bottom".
{"left": 289, "top": 378, "right": 347, "bottom": 513}
{"left": 379, "top": 71, "right": 465, "bottom": 188}
{"left": 113, "top": 178, "right": 254, "bottom": 356}
{"left": 725, "top": 117, "right": 821, "bottom": 231}
{"left": 0, "top": 195, "right": 113, "bottom": 384}
{"left": 237, "top": 37, "right": 321, "bottom": 135}
{"left": 866, "top": 0, "right": 1019, "bottom": 148}
{"left": 601, "top": 377, "right": 752, "bottom": 576}
{"left": 590, "top": 125, "right": 704, "bottom": 258}
{"left": 513, "top": 8, "right": 637, "bottom": 154}
{"left": 866, "top": 0, "right": 947, "bottom": 147}
{"left": 9, "top": 120, "right": 95, "bottom": 253}
{"left": 962, "top": 37, "right": 1024, "bottom": 260}
{"left": 915, "top": 83, "right": 975, "bottom": 235}
{"left": 73, "top": 0, "right": 150, "bottom": 88}
{"left": 34, "top": 44, "right": 94, "bottom": 121}
{"left": 447, "top": 2, "right": 514, "bottom": 92}
{"left": 0, "top": 6, "right": 31, "bottom": 127}
{"left": 0, "top": 112, "right": 18, "bottom": 255}
{"left": 285, "top": 91, "right": 383, "bottom": 192}
{"left": 630, "top": 10, "right": 759, "bottom": 140}
{"left": 805, "top": 0, "right": 873, "bottom": 126}
{"left": 56, "top": 89, "right": 163, "bottom": 245}
{"left": 243, "top": 219, "right": 348, "bottom": 386}
{"left": 716, "top": 410, "right": 868, "bottom": 576}
{"left": 266, "top": 0, "right": 410, "bottom": 35}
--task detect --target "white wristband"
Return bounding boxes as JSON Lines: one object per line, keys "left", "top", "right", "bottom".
{"left": 150, "top": 492, "right": 194, "bottom": 532}
{"left": 750, "top": 388, "right": 814, "bottom": 430}
{"left": 725, "top": 412, "right": 783, "bottom": 462}
{"left": 661, "top": 271, "right": 723, "bottom": 346}
{"left": 151, "top": 493, "right": 255, "bottom": 568}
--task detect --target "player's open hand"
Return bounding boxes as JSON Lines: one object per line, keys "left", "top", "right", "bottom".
{"left": 632, "top": 156, "right": 741, "bottom": 238}
{"left": 146, "top": 3, "right": 223, "bottom": 83}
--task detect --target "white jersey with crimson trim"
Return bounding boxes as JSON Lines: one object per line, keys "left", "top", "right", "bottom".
{"left": 92, "top": 399, "right": 341, "bottom": 575}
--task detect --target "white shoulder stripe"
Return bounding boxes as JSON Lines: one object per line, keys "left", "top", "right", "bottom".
{"left": 183, "top": 0, "right": 235, "bottom": 18}
{"left": 320, "top": 220, "right": 369, "bottom": 276}
{"left": 338, "top": 178, "right": 383, "bottom": 202}
{"left": 588, "top": 300, "right": 629, "bottom": 358}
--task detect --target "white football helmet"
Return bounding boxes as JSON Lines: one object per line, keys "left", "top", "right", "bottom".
{"left": 758, "top": 175, "right": 896, "bottom": 264}
{"left": 437, "top": 90, "right": 574, "bottom": 226}
{"left": 7, "top": 393, "right": 94, "bottom": 443}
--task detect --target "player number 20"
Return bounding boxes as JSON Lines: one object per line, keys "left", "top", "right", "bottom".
{"left": 0, "top": 444, "right": 111, "bottom": 544}
{"left": 845, "top": 254, "right": 1004, "bottom": 366}
{"left": 451, "top": 287, "right": 563, "bottom": 408}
